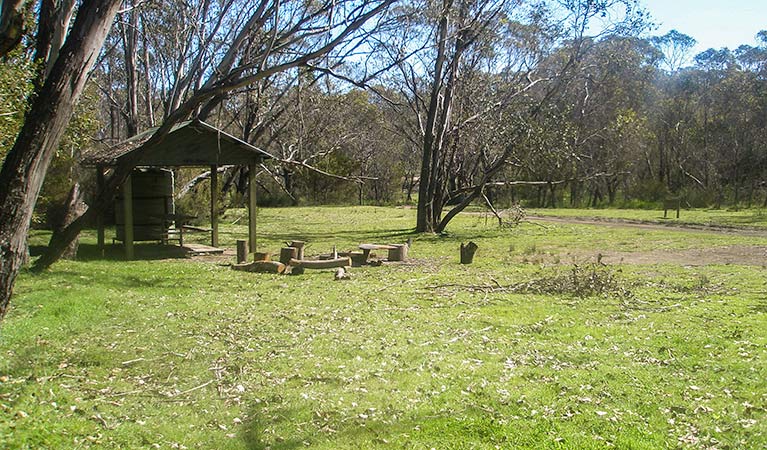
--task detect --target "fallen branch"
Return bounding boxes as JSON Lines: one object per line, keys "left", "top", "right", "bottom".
{"left": 289, "top": 257, "right": 351, "bottom": 269}
{"left": 174, "top": 380, "right": 214, "bottom": 397}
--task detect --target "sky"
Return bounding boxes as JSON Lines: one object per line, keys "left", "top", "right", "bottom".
{"left": 641, "top": 0, "right": 766, "bottom": 55}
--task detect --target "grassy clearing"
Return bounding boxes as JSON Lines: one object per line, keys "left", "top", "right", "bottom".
{"left": 526, "top": 207, "right": 767, "bottom": 229}
{"left": 2, "top": 206, "right": 766, "bottom": 449}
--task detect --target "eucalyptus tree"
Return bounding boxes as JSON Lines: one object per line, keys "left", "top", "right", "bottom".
{"left": 650, "top": 29, "right": 696, "bottom": 72}
{"left": 0, "top": 0, "right": 124, "bottom": 319}
{"left": 560, "top": 35, "right": 659, "bottom": 205}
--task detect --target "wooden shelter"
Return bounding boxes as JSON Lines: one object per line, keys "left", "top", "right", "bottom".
{"left": 82, "top": 120, "right": 271, "bottom": 259}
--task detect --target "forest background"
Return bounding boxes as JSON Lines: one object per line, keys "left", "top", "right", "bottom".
{"left": 1, "top": 1, "right": 765, "bottom": 227}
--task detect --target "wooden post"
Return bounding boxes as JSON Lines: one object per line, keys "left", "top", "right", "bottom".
{"left": 96, "top": 166, "right": 105, "bottom": 254}
{"left": 236, "top": 239, "right": 248, "bottom": 264}
{"left": 123, "top": 174, "right": 134, "bottom": 260}
{"left": 210, "top": 164, "right": 219, "bottom": 247}
{"left": 460, "top": 242, "right": 478, "bottom": 264}
{"left": 248, "top": 163, "right": 258, "bottom": 259}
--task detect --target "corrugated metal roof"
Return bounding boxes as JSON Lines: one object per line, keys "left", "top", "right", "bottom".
{"left": 81, "top": 120, "right": 271, "bottom": 167}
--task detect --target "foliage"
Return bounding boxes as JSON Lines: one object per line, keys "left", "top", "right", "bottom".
{"left": 0, "top": 49, "right": 100, "bottom": 228}
{"left": 0, "top": 50, "right": 34, "bottom": 162}
{"left": 34, "top": 85, "right": 101, "bottom": 228}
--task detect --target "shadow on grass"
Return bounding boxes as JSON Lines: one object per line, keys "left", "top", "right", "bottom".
{"left": 241, "top": 403, "right": 410, "bottom": 450}
{"left": 259, "top": 228, "right": 417, "bottom": 244}
{"left": 239, "top": 401, "right": 531, "bottom": 449}
{"left": 29, "top": 243, "right": 191, "bottom": 262}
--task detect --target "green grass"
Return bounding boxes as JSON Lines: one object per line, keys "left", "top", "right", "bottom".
{"left": 2, "top": 206, "right": 766, "bottom": 449}
{"left": 526, "top": 207, "right": 767, "bottom": 229}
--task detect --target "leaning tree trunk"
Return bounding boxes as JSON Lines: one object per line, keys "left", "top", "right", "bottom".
{"left": 57, "top": 183, "right": 87, "bottom": 260}
{"left": 0, "top": 0, "right": 122, "bottom": 320}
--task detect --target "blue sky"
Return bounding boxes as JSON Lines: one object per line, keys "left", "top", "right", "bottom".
{"left": 641, "top": 0, "right": 765, "bottom": 54}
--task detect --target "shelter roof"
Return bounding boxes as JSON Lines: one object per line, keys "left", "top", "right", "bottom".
{"left": 81, "top": 120, "right": 271, "bottom": 167}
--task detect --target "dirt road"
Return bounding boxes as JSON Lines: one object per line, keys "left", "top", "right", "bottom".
{"left": 526, "top": 215, "right": 767, "bottom": 266}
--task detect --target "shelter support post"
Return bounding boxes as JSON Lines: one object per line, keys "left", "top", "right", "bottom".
{"left": 248, "top": 163, "right": 258, "bottom": 258}
{"left": 123, "top": 174, "right": 134, "bottom": 260}
{"left": 210, "top": 164, "right": 219, "bottom": 247}
{"left": 96, "top": 166, "right": 105, "bottom": 253}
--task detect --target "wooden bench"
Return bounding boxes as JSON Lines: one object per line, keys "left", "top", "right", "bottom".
{"left": 163, "top": 227, "right": 183, "bottom": 245}
{"left": 663, "top": 198, "right": 680, "bottom": 219}
{"left": 161, "top": 225, "right": 211, "bottom": 246}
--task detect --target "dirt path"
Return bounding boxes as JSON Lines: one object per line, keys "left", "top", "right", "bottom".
{"left": 526, "top": 215, "right": 767, "bottom": 237}
{"left": 526, "top": 215, "right": 767, "bottom": 266}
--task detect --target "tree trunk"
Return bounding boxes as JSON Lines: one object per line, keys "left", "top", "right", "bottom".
{"left": 548, "top": 182, "right": 557, "bottom": 208}
{"left": 58, "top": 183, "right": 86, "bottom": 260}
{"left": 34, "top": 0, "right": 76, "bottom": 78}
{"left": 289, "top": 257, "right": 351, "bottom": 269}
{"left": 0, "top": 0, "right": 26, "bottom": 57}
{"left": 416, "top": 1, "right": 451, "bottom": 232}
{"left": 140, "top": 13, "right": 154, "bottom": 127}
{"left": 121, "top": 2, "right": 139, "bottom": 136}
{"left": 0, "top": 0, "right": 122, "bottom": 320}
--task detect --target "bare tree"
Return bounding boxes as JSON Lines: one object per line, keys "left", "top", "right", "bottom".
{"left": 380, "top": 0, "right": 646, "bottom": 232}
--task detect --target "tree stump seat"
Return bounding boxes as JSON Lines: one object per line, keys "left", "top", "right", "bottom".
{"left": 358, "top": 243, "right": 408, "bottom": 262}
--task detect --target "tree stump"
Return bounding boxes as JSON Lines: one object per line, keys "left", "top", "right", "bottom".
{"left": 280, "top": 247, "right": 298, "bottom": 265}
{"left": 387, "top": 244, "right": 408, "bottom": 261}
{"left": 253, "top": 252, "right": 271, "bottom": 262}
{"left": 288, "top": 240, "right": 306, "bottom": 259}
{"left": 236, "top": 240, "right": 248, "bottom": 264}
{"left": 349, "top": 251, "right": 367, "bottom": 267}
{"left": 460, "top": 242, "right": 478, "bottom": 264}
